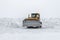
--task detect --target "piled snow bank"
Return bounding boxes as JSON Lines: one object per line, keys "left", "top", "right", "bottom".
{"left": 0, "top": 18, "right": 21, "bottom": 28}
{"left": 0, "top": 18, "right": 60, "bottom": 29}
{"left": 0, "top": 18, "right": 60, "bottom": 40}
{"left": 42, "top": 18, "right": 60, "bottom": 29}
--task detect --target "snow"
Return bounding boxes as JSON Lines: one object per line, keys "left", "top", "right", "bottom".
{"left": 0, "top": 18, "right": 60, "bottom": 40}
{"left": 0, "top": 0, "right": 60, "bottom": 39}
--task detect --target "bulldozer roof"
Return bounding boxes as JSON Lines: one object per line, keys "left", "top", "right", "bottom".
{"left": 31, "top": 13, "right": 40, "bottom": 15}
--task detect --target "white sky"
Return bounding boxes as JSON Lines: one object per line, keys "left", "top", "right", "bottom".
{"left": 0, "top": 0, "right": 60, "bottom": 18}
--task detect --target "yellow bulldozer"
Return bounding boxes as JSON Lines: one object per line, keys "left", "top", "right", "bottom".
{"left": 23, "top": 13, "right": 42, "bottom": 28}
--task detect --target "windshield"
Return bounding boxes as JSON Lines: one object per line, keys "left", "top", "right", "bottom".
{"left": 31, "top": 14, "right": 36, "bottom": 18}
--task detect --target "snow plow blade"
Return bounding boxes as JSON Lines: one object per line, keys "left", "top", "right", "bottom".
{"left": 23, "top": 20, "right": 42, "bottom": 28}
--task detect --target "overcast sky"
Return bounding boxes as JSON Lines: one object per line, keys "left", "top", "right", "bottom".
{"left": 0, "top": 0, "right": 60, "bottom": 18}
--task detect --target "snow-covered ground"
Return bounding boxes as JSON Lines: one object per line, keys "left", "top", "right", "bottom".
{"left": 0, "top": 18, "right": 60, "bottom": 40}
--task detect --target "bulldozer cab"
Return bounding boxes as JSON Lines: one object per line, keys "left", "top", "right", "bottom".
{"left": 24, "top": 13, "right": 40, "bottom": 21}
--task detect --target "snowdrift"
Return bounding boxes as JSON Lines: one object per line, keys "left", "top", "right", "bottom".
{"left": 0, "top": 18, "right": 60, "bottom": 40}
